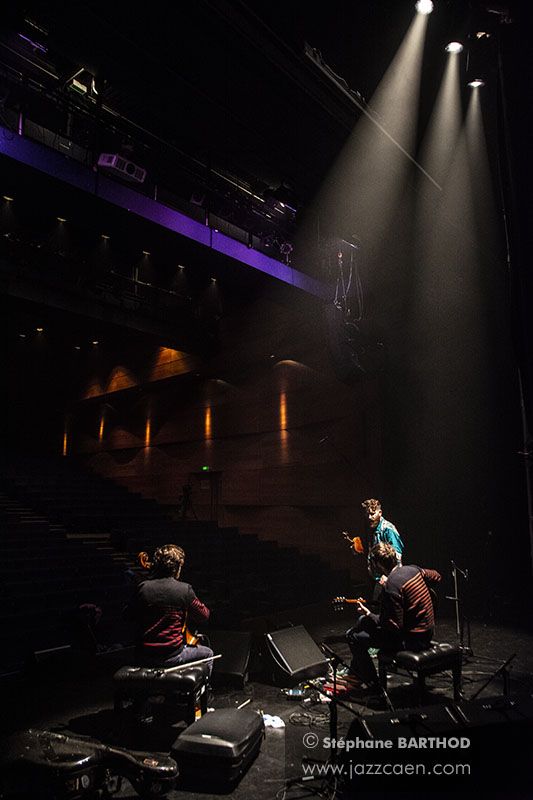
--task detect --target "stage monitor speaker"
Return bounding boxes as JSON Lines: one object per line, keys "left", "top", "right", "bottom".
{"left": 265, "top": 625, "right": 328, "bottom": 685}
{"left": 343, "top": 694, "right": 533, "bottom": 791}
{"left": 207, "top": 630, "right": 251, "bottom": 688}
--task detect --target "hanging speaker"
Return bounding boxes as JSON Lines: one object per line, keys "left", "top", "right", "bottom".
{"left": 265, "top": 625, "right": 328, "bottom": 684}
{"left": 324, "top": 303, "right": 363, "bottom": 382}
{"left": 324, "top": 304, "right": 385, "bottom": 382}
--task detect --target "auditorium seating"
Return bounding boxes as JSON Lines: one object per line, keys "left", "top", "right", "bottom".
{"left": 0, "top": 454, "right": 350, "bottom": 672}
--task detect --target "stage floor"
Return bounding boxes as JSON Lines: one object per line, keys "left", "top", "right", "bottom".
{"left": 2, "top": 607, "right": 533, "bottom": 799}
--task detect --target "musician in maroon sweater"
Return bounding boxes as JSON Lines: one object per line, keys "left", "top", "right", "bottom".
{"left": 125, "top": 543, "right": 214, "bottom": 673}
{"left": 346, "top": 542, "right": 441, "bottom": 688}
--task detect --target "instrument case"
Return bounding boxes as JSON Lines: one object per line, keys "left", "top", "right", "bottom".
{"left": 171, "top": 707, "right": 264, "bottom": 786}
{"left": 0, "top": 728, "right": 178, "bottom": 799}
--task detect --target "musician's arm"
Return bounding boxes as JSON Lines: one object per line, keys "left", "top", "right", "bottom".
{"left": 420, "top": 568, "right": 442, "bottom": 584}
{"left": 355, "top": 601, "right": 379, "bottom": 625}
{"left": 187, "top": 585, "right": 210, "bottom": 623}
{"left": 384, "top": 526, "right": 404, "bottom": 563}
{"left": 379, "top": 587, "right": 403, "bottom": 633}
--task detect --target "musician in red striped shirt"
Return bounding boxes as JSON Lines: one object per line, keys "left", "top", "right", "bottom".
{"left": 346, "top": 542, "right": 441, "bottom": 689}
{"left": 125, "top": 544, "right": 214, "bottom": 673}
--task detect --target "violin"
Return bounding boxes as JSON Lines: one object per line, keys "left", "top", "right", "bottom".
{"left": 137, "top": 551, "right": 200, "bottom": 646}
{"left": 341, "top": 531, "right": 365, "bottom": 554}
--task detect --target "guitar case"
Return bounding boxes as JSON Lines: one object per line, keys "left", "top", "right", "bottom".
{"left": 171, "top": 707, "right": 264, "bottom": 786}
{"left": 0, "top": 729, "right": 178, "bottom": 799}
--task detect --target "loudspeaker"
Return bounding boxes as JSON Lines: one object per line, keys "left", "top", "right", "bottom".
{"left": 207, "top": 630, "right": 252, "bottom": 688}
{"left": 324, "top": 304, "right": 363, "bottom": 382}
{"left": 352, "top": 702, "right": 462, "bottom": 739}
{"left": 265, "top": 625, "right": 328, "bottom": 684}
{"left": 342, "top": 694, "right": 533, "bottom": 791}
{"left": 324, "top": 304, "right": 385, "bottom": 383}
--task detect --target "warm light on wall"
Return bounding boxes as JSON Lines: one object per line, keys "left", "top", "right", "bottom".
{"left": 98, "top": 414, "right": 105, "bottom": 443}
{"left": 145, "top": 417, "right": 151, "bottom": 447}
{"left": 62, "top": 429, "right": 68, "bottom": 456}
{"left": 280, "top": 392, "right": 287, "bottom": 430}
{"left": 204, "top": 406, "right": 212, "bottom": 439}
{"left": 279, "top": 392, "right": 289, "bottom": 461}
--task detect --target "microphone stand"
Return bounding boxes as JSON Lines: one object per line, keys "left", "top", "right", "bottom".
{"left": 469, "top": 653, "right": 516, "bottom": 700}
{"left": 285, "top": 645, "right": 390, "bottom": 794}
{"left": 320, "top": 643, "right": 394, "bottom": 718}
{"left": 446, "top": 560, "right": 472, "bottom": 657}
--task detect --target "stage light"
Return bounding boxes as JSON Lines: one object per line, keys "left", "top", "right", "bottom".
{"left": 468, "top": 79, "right": 485, "bottom": 88}
{"left": 415, "top": 0, "right": 433, "bottom": 14}
{"left": 142, "top": 250, "right": 150, "bottom": 256}
{"left": 101, "top": 234, "right": 110, "bottom": 240}
{"left": 74, "top": 346, "right": 81, "bottom": 350}
{"left": 3, "top": 195, "right": 14, "bottom": 202}
{"left": 92, "top": 340, "right": 99, "bottom": 345}
{"left": 36, "top": 327, "right": 44, "bottom": 332}
{"left": 445, "top": 42, "right": 463, "bottom": 53}
{"left": 57, "top": 216, "right": 67, "bottom": 223}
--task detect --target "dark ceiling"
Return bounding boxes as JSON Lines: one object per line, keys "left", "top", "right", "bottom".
{"left": 3, "top": 0, "right": 527, "bottom": 206}
{"left": 1, "top": 0, "right": 531, "bottom": 352}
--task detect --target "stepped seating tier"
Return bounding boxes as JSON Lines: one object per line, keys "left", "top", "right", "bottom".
{"left": 0, "top": 454, "right": 350, "bottom": 673}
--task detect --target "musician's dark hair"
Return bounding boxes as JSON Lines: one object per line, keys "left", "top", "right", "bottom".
{"left": 362, "top": 498, "right": 381, "bottom": 513}
{"left": 369, "top": 541, "right": 397, "bottom": 573}
{"left": 152, "top": 544, "right": 185, "bottom": 577}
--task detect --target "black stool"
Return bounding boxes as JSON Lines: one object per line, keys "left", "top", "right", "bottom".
{"left": 378, "top": 642, "right": 463, "bottom": 703}
{"left": 113, "top": 664, "right": 210, "bottom": 726}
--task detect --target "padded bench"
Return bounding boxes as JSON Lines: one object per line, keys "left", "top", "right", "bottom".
{"left": 378, "top": 642, "right": 463, "bottom": 703}
{"left": 113, "top": 664, "right": 210, "bottom": 726}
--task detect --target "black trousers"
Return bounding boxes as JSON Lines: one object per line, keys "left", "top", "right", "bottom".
{"left": 346, "top": 616, "right": 432, "bottom": 685}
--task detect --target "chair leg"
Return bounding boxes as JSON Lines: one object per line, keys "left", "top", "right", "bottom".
{"left": 415, "top": 673, "right": 426, "bottom": 705}
{"left": 378, "top": 661, "right": 388, "bottom": 690}
{"left": 452, "top": 662, "right": 463, "bottom": 701}
{"left": 185, "top": 695, "right": 197, "bottom": 726}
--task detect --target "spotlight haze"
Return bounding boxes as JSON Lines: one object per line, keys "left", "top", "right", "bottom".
{"left": 445, "top": 41, "right": 463, "bottom": 53}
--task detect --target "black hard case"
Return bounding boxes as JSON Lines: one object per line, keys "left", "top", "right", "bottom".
{"left": 171, "top": 707, "right": 264, "bottom": 785}
{"left": 1, "top": 729, "right": 178, "bottom": 799}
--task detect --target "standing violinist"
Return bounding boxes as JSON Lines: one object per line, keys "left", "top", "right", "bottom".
{"left": 124, "top": 543, "right": 214, "bottom": 673}
{"left": 343, "top": 498, "right": 404, "bottom": 604}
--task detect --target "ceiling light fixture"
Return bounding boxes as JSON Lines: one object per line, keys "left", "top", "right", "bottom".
{"left": 415, "top": 0, "right": 434, "bottom": 14}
